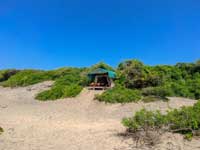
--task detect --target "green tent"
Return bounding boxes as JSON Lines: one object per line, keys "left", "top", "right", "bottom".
{"left": 88, "top": 68, "right": 116, "bottom": 79}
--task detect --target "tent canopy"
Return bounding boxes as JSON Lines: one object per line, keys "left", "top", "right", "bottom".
{"left": 88, "top": 68, "right": 116, "bottom": 79}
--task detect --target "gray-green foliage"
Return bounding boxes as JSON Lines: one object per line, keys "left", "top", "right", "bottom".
{"left": 117, "top": 59, "right": 200, "bottom": 100}
{"left": 122, "top": 101, "right": 200, "bottom": 140}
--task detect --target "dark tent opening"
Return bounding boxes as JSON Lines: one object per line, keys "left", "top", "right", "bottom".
{"left": 87, "top": 68, "right": 116, "bottom": 90}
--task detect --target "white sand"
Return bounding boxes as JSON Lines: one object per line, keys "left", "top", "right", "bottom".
{"left": 0, "top": 81, "right": 199, "bottom": 150}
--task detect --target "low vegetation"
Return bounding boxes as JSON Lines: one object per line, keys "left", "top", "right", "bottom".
{"left": 36, "top": 68, "right": 86, "bottom": 100}
{"left": 0, "top": 69, "right": 19, "bottom": 82}
{"left": 0, "top": 60, "right": 200, "bottom": 102}
{"left": 1, "top": 70, "right": 52, "bottom": 87}
{"left": 95, "top": 86, "right": 141, "bottom": 103}
{"left": 36, "top": 84, "right": 83, "bottom": 100}
{"left": 118, "top": 60, "right": 200, "bottom": 100}
{"left": 142, "top": 96, "right": 169, "bottom": 103}
{"left": 95, "top": 59, "right": 200, "bottom": 103}
{"left": 0, "top": 126, "right": 3, "bottom": 134}
{"left": 122, "top": 101, "right": 200, "bottom": 141}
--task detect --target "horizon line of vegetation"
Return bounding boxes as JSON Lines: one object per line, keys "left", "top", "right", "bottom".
{"left": 0, "top": 59, "right": 199, "bottom": 102}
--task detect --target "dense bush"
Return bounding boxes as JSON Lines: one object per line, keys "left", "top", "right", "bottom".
{"left": 122, "top": 109, "right": 166, "bottom": 132}
{"left": 46, "top": 67, "right": 85, "bottom": 80}
{"left": 36, "top": 72, "right": 85, "bottom": 100}
{"left": 1, "top": 70, "right": 52, "bottom": 87}
{"left": 0, "top": 69, "right": 19, "bottom": 82}
{"left": 117, "top": 59, "right": 200, "bottom": 100}
{"left": 0, "top": 67, "right": 86, "bottom": 87}
{"left": 89, "top": 62, "right": 115, "bottom": 72}
{"left": 122, "top": 101, "right": 200, "bottom": 140}
{"left": 118, "top": 60, "right": 164, "bottom": 89}
{"left": 0, "top": 67, "right": 87, "bottom": 101}
{"left": 1, "top": 59, "right": 200, "bottom": 101}
{"left": 95, "top": 86, "right": 141, "bottom": 103}
{"left": 36, "top": 84, "right": 83, "bottom": 101}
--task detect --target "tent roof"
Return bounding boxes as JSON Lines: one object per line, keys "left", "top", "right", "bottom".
{"left": 88, "top": 68, "right": 116, "bottom": 79}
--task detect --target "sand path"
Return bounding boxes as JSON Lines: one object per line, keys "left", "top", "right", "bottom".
{"left": 0, "top": 81, "right": 199, "bottom": 150}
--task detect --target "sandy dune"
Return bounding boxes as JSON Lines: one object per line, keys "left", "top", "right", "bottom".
{"left": 0, "top": 81, "right": 199, "bottom": 150}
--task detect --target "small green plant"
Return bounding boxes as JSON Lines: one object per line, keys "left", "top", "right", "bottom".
{"left": 0, "top": 126, "right": 3, "bottom": 134}
{"left": 95, "top": 86, "right": 141, "bottom": 103}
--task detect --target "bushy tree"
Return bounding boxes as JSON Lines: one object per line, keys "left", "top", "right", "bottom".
{"left": 118, "top": 60, "right": 163, "bottom": 89}
{"left": 116, "top": 59, "right": 200, "bottom": 100}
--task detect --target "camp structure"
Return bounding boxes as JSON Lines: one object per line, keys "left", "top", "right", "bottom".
{"left": 88, "top": 68, "right": 116, "bottom": 90}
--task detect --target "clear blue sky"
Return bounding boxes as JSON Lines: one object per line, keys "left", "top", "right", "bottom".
{"left": 0, "top": 0, "right": 200, "bottom": 69}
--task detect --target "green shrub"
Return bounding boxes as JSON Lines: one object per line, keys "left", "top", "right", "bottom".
{"left": 36, "top": 73, "right": 84, "bottom": 101}
{"left": 116, "top": 60, "right": 200, "bottom": 100}
{"left": 2, "top": 60, "right": 200, "bottom": 101}
{"left": 95, "top": 86, "right": 141, "bottom": 103}
{"left": 0, "top": 126, "right": 3, "bottom": 134}
{"left": 0, "top": 68, "right": 86, "bottom": 87}
{"left": 36, "top": 86, "right": 63, "bottom": 100}
{"left": 122, "top": 109, "right": 166, "bottom": 131}
{"left": 89, "top": 62, "right": 115, "bottom": 72}
{"left": 118, "top": 60, "right": 149, "bottom": 89}
{"left": 54, "top": 74, "right": 82, "bottom": 86}
{"left": 1, "top": 70, "right": 52, "bottom": 87}
{"left": 36, "top": 84, "right": 82, "bottom": 101}
{"left": 46, "top": 67, "right": 84, "bottom": 80}
{"left": 122, "top": 101, "right": 200, "bottom": 139}
{"left": 0, "top": 69, "right": 19, "bottom": 82}
{"left": 166, "top": 103, "right": 200, "bottom": 134}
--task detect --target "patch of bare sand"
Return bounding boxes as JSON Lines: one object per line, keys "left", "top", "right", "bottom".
{"left": 0, "top": 81, "right": 198, "bottom": 150}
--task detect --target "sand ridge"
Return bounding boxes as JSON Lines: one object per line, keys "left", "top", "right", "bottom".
{"left": 0, "top": 81, "right": 199, "bottom": 150}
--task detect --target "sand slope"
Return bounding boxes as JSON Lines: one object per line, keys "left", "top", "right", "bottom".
{"left": 0, "top": 81, "right": 199, "bottom": 150}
